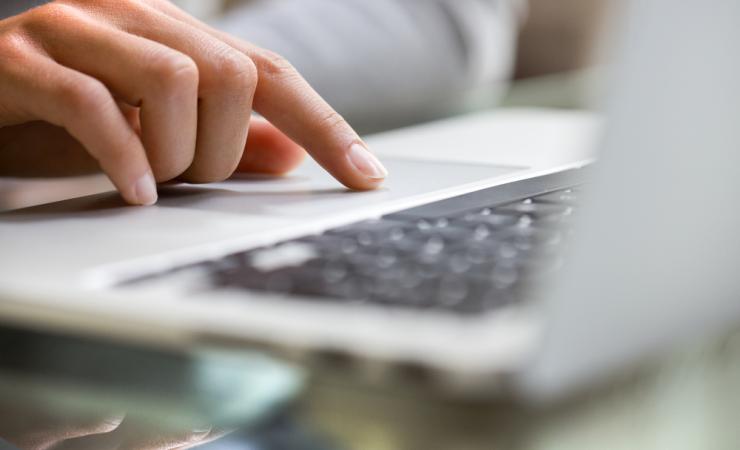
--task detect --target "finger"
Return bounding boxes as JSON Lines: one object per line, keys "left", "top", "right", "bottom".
{"left": 143, "top": 0, "right": 389, "bottom": 190}
{"left": 98, "top": 1, "right": 257, "bottom": 183}
{"left": 25, "top": 4, "right": 199, "bottom": 182}
{"left": 96, "top": 419, "right": 214, "bottom": 450}
{"left": 0, "top": 39, "right": 157, "bottom": 205}
{"left": 0, "top": 409, "right": 123, "bottom": 450}
{"left": 237, "top": 117, "right": 306, "bottom": 174}
{"left": 249, "top": 49, "right": 389, "bottom": 189}
{"left": 115, "top": 429, "right": 211, "bottom": 450}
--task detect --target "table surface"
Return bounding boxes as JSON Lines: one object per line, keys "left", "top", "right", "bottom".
{"left": 7, "top": 108, "right": 734, "bottom": 450}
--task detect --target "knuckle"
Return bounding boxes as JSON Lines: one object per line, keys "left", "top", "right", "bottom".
{"left": 210, "top": 48, "right": 257, "bottom": 90}
{"left": 252, "top": 49, "right": 296, "bottom": 79}
{"left": 0, "top": 33, "right": 30, "bottom": 59}
{"left": 148, "top": 50, "right": 199, "bottom": 92}
{"left": 23, "top": 2, "right": 83, "bottom": 32}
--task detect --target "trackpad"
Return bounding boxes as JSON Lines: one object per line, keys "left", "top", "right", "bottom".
{"left": 156, "top": 158, "right": 523, "bottom": 218}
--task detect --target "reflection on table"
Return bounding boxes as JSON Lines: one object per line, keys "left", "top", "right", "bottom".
{"left": 2, "top": 322, "right": 739, "bottom": 450}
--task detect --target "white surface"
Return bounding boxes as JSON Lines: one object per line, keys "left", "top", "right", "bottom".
{"left": 367, "top": 108, "right": 601, "bottom": 168}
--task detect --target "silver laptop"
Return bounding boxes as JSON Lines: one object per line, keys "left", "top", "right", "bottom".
{"left": 1, "top": 0, "right": 738, "bottom": 402}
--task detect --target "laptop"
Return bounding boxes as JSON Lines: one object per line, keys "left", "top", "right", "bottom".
{"left": 1, "top": 0, "right": 738, "bottom": 402}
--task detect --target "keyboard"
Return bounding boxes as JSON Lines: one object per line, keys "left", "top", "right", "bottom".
{"left": 124, "top": 169, "right": 586, "bottom": 315}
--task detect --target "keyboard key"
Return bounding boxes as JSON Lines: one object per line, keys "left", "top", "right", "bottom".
{"left": 453, "top": 212, "right": 519, "bottom": 228}
{"left": 496, "top": 200, "right": 574, "bottom": 218}
{"left": 533, "top": 189, "right": 580, "bottom": 205}
{"left": 327, "top": 219, "right": 407, "bottom": 240}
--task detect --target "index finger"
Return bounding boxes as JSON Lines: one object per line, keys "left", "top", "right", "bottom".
{"left": 248, "top": 48, "right": 389, "bottom": 190}
{"left": 144, "top": 0, "right": 388, "bottom": 190}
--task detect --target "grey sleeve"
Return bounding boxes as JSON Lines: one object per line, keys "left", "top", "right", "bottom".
{"left": 215, "top": 0, "right": 524, "bottom": 133}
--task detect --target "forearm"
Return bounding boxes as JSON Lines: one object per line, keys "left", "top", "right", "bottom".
{"left": 215, "top": 0, "right": 524, "bottom": 133}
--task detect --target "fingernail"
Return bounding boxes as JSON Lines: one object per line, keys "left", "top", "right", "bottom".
{"left": 347, "top": 143, "right": 388, "bottom": 180}
{"left": 134, "top": 172, "right": 158, "bottom": 206}
{"left": 190, "top": 426, "right": 212, "bottom": 436}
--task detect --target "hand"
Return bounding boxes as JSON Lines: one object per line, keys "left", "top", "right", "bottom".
{"left": 0, "top": 409, "right": 226, "bottom": 450}
{"left": 0, "top": 0, "right": 389, "bottom": 206}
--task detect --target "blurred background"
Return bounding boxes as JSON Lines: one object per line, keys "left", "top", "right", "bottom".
{"left": 175, "top": 0, "right": 610, "bottom": 88}
{"left": 0, "top": 0, "right": 611, "bottom": 211}
{"left": 180, "top": 0, "right": 612, "bottom": 122}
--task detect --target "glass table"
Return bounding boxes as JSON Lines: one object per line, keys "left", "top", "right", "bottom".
{"left": 1, "top": 322, "right": 738, "bottom": 450}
